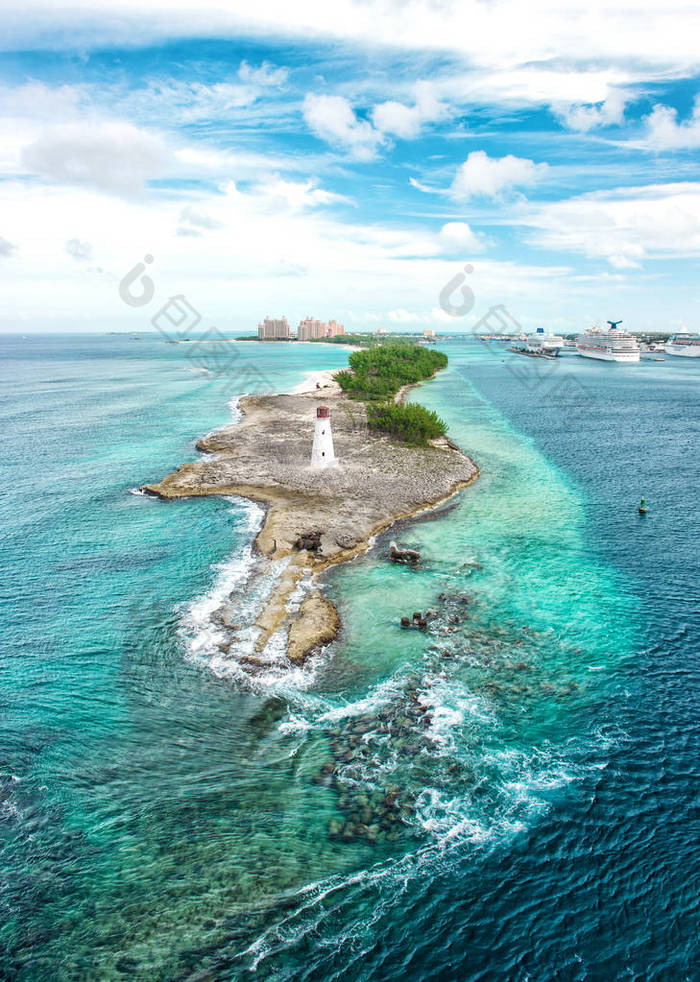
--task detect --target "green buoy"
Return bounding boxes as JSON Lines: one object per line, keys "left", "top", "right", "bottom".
{"left": 638, "top": 498, "right": 648, "bottom": 515}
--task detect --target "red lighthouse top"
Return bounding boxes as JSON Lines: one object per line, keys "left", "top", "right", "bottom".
{"left": 316, "top": 406, "right": 330, "bottom": 419}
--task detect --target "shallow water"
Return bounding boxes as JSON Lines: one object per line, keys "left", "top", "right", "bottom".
{"left": 0, "top": 335, "right": 698, "bottom": 980}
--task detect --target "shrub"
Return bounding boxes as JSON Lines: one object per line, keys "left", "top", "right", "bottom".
{"left": 366, "top": 402, "right": 447, "bottom": 445}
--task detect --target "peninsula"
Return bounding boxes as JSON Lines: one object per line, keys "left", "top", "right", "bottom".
{"left": 143, "top": 357, "right": 478, "bottom": 669}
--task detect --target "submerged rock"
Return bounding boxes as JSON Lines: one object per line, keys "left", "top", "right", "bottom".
{"left": 389, "top": 540, "right": 421, "bottom": 565}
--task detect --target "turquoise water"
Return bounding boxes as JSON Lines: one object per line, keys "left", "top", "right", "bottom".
{"left": 1, "top": 335, "right": 698, "bottom": 980}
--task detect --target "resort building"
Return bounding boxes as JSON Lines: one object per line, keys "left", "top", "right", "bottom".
{"left": 327, "top": 320, "right": 345, "bottom": 337}
{"left": 423, "top": 328, "right": 436, "bottom": 338}
{"left": 257, "top": 316, "right": 291, "bottom": 341}
{"left": 298, "top": 317, "right": 328, "bottom": 341}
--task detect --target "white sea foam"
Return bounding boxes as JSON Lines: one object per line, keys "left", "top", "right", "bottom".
{"left": 317, "top": 675, "right": 409, "bottom": 724}
{"left": 419, "top": 677, "right": 494, "bottom": 749}
{"left": 178, "top": 498, "right": 264, "bottom": 663}
{"left": 178, "top": 498, "right": 335, "bottom": 692}
{"left": 278, "top": 713, "right": 312, "bottom": 737}
{"left": 226, "top": 394, "right": 242, "bottom": 422}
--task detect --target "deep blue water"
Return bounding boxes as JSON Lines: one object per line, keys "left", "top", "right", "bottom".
{"left": 0, "top": 334, "right": 698, "bottom": 981}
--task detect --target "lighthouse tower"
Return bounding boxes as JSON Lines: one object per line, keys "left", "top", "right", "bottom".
{"left": 311, "top": 405, "right": 337, "bottom": 469}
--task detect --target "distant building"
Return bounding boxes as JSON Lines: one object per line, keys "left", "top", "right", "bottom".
{"left": 376, "top": 326, "right": 387, "bottom": 335}
{"left": 327, "top": 320, "right": 345, "bottom": 337}
{"left": 298, "top": 316, "right": 328, "bottom": 341}
{"left": 423, "top": 328, "right": 435, "bottom": 338}
{"left": 258, "top": 317, "right": 290, "bottom": 341}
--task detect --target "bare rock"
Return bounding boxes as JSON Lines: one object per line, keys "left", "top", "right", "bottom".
{"left": 287, "top": 591, "right": 340, "bottom": 664}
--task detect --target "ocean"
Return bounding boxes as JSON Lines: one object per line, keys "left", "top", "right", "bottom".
{"left": 0, "top": 333, "right": 697, "bottom": 981}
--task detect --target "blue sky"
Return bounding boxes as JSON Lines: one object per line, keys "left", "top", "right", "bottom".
{"left": 1, "top": 1, "right": 699, "bottom": 333}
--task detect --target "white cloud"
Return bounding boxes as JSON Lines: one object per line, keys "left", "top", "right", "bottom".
{"left": 2, "top": 2, "right": 698, "bottom": 79}
{"left": 65, "top": 238, "right": 93, "bottom": 260}
{"left": 303, "top": 94, "right": 383, "bottom": 159}
{"left": 438, "top": 221, "right": 485, "bottom": 252}
{"left": 642, "top": 98, "right": 700, "bottom": 150}
{"left": 237, "top": 60, "right": 288, "bottom": 89}
{"left": 450, "top": 151, "right": 548, "bottom": 200}
{"left": 387, "top": 308, "right": 417, "bottom": 322}
{"left": 251, "top": 176, "right": 347, "bottom": 212}
{"left": 0, "top": 175, "right": 579, "bottom": 331}
{"left": 0, "top": 82, "right": 83, "bottom": 121}
{"left": 608, "top": 253, "right": 641, "bottom": 269}
{"left": 176, "top": 206, "right": 226, "bottom": 237}
{"left": 409, "top": 176, "right": 438, "bottom": 194}
{"left": 452, "top": 67, "right": 634, "bottom": 109}
{"left": 554, "top": 88, "right": 627, "bottom": 132}
{"left": 526, "top": 182, "right": 700, "bottom": 265}
{"left": 21, "top": 122, "right": 167, "bottom": 195}
{"left": 120, "top": 64, "right": 288, "bottom": 124}
{"left": 371, "top": 102, "right": 419, "bottom": 139}
{"left": 179, "top": 206, "right": 225, "bottom": 230}
{"left": 372, "top": 81, "right": 446, "bottom": 139}
{"left": 0, "top": 236, "right": 17, "bottom": 257}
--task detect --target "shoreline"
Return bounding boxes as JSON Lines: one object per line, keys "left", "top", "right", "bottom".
{"left": 143, "top": 367, "right": 479, "bottom": 670}
{"left": 174, "top": 338, "right": 362, "bottom": 352}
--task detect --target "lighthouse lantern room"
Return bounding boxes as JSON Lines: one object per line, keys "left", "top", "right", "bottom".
{"left": 310, "top": 405, "right": 337, "bottom": 469}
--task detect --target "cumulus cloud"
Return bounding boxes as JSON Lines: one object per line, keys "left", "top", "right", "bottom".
{"left": 554, "top": 88, "right": 627, "bottom": 132}
{"left": 642, "top": 98, "right": 700, "bottom": 150}
{"left": 450, "top": 151, "right": 548, "bottom": 200}
{"left": 65, "top": 238, "right": 93, "bottom": 260}
{"left": 372, "top": 81, "right": 446, "bottom": 139}
{"left": 303, "top": 94, "right": 383, "bottom": 159}
{"left": 21, "top": 122, "right": 167, "bottom": 195}
{"left": 306, "top": 81, "right": 445, "bottom": 157}
{"left": 0, "top": 235, "right": 17, "bottom": 257}
{"left": 438, "top": 221, "right": 485, "bottom": 252}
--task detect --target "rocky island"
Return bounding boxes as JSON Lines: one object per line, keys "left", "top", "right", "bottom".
{"left": 143, "top": 361, "right": 478, "bottom": 670}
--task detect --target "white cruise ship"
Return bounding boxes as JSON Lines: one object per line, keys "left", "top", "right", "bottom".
{"left": 523, "top": 327, "right": 565, "bottom": 356}
{"left": 665, "top": 333, "right": 700, "bottom": 357}
{"left": 576, "top": 321, "right": 640, "bottom": 363}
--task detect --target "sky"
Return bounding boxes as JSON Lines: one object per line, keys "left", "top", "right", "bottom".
{"left": 1, "top": 0, "right": 700, "bottom": 334}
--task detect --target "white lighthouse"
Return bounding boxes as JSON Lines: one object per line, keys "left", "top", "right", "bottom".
{"left": 310, "top": 405, "right": 337, "bottom": 469}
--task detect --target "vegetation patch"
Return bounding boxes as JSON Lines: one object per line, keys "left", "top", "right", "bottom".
{"left": 336, "top": 344, "right": 447, "bottom": 401}
{"left": 336, "top": 343, "right": 448, "bottom": 445}
{"left": 311, "top": 332, "right": 427, "bottom": 347}
{"left": 311, "top": 332, "right": 378, "bottom": 346}
{"left": 366, "top": 402, "right": 447, "bottom": 445}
